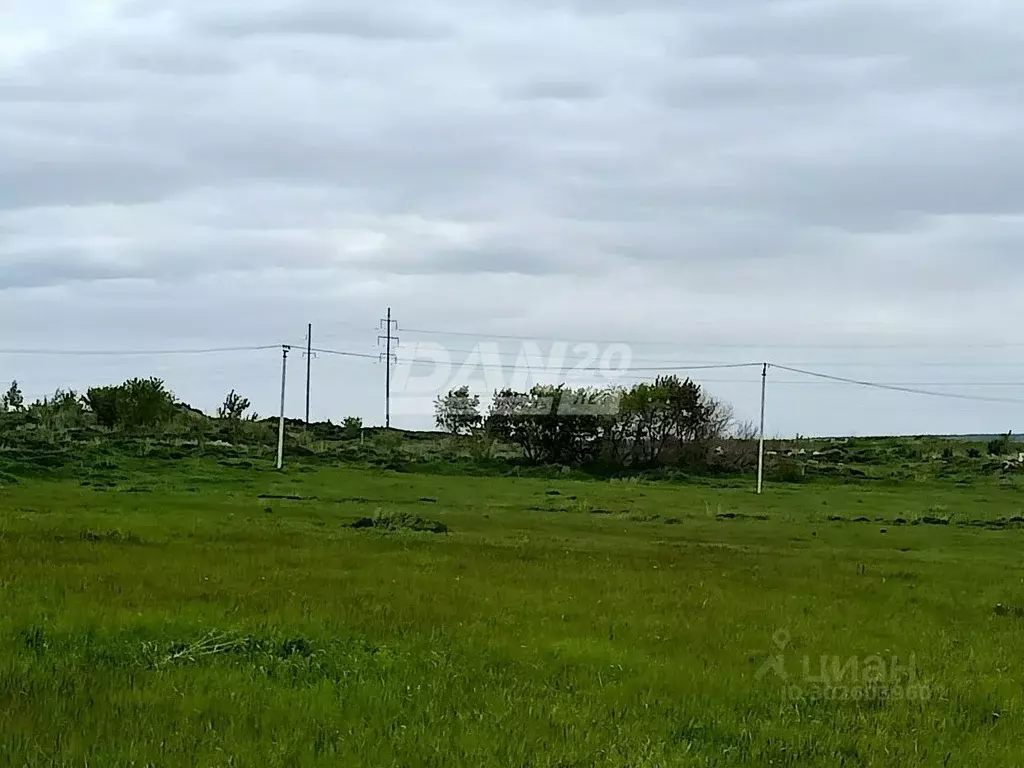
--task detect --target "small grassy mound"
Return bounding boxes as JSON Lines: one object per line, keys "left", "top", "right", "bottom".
{"left": 350, "top": 508, "right": 448, "bottom": 534}
{"left": 78, "top": 529, "right": 143, "bottom": 545}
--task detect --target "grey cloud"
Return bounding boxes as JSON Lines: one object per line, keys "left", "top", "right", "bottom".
{"left": 3, "top": 0, "right": 1024, "bottom": 435}
{"left": 692, "top": 2, "right": 956, "bottom": 59}
{"left": 504, "top": 79, "right": 605, "bottom": 101}
{"left": 0, "top": 152, "right": 198, "bottom": 211}
{"left": 729, "top": 121, "right": 1024, "bottom": 229}
{"left": 504, "top": 0, "right": 758, "bottom": 16}
{"left": 357, "top": 248, "right": 567, "bottom": 277}
{"left": 0, "top": 226, "right": 347, "bottom": 290}
{"left": 190, "top": 4, "right": 452, "bottom": 41}
{"left": 0, "top": 252, "right": 126, "bottom": 291}
{"left": 110, "top": 40, "right": 239, "bottom": 77}
{"left": 655, "top": 56, "right": 886, "bottom": 111}
{"left": 690, "top": 1, "right": 1024, "bottom": 95}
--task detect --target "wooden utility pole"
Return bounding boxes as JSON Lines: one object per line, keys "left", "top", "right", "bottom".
{"left": 305, "top": 323, "right": 312, "bottom": 425}
{"left": 378, "top": 308, "right": 399, "bottom": 429}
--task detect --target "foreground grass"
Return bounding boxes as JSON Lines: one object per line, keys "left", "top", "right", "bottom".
{"left": 2, "top": 463, "right": 1024, "bottom": 766}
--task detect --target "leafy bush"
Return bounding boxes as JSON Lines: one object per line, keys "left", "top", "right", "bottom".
{"left": 119, "top": 378, "right": 177, "bottom": 429}
{"left": 342, "top": 417, "right": 363, "bottom": 440}
{"left": 487, "top": 384, "right": 614, "bottom": 465}
{"left": 486, "top": 376, "right": 732, "bottom": 471}
{"left": 467, "top": 430, "right": 498, "bottom": 461}
{"left": 84, "top": 386, "right": 120, "bottom": 428}
{"left": 217, "top": 390, "right": 252, "bottom": 421}
{"left": 28, "top": 389, "right": 89, "bottom": 438}
{"left": 351, "top": 508, "right": 448, "bottom": 533}
{"left": 84, "top": 378, "right": 177, "bottom": 431}
{"left": 434, "top": 386, "right": 482, "bottom": 436}
{"left": 372, "top": 430, "right": 404, "bottom": 459}
{"left": 988, "top": 433, "right": 1014, "bottom": 456}
{"left": 1, "top": 381, "right": 24, "bottom": 412}
{"left": 770, "top": 459, "right": 805, "bottom": 483}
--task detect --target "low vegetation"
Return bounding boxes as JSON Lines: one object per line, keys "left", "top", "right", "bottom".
{"left": 2, "top": 375, "right": 1019, "bottom": 487}
{"left": 2, "top": 460, "right": 1024, "bottom": 765}
{"left": 2, "top": 373, "right": 1023, "bottom": 764}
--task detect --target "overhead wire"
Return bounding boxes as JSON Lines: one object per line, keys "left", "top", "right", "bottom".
{"left": 0, "top": 344, "right": 283, "bottom": 357}
{"left": 3, "top": 338, "right": 1023, "bottom": 407}
{"left": 401, "top": 325, "right": 1024, "bottom": 350}
{"left": 309, "top": 347, "right": 379, "bottom": 361}
{"left": 353, "top": 341, "right": 1024, "bottom": 369}
{"left": 311, "top": 346, "right": 765, "bottom": 374}
{"left": 308, "top": 345, "right": 1024, "bottom": 403}
{"left": 770, "top": 364, "right": 1024, "bottom": 405}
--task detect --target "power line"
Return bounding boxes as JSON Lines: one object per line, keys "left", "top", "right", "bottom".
{"left": 311, "top": 348, "right": 380, "bottom": 360}
{"left": 358, "top": 342, "right": 1024, "bottom": 369}
{"left": 771, "top": 364, "right": 1024, "bottom": 405}
{"left": 401, "top": 326, "right": 1024, "bottom": 350}
{"left": 0, "top": 345, "right": 282, "bottom": 357}
{"left": 672, "top": 379, "right": 1024, "bottom": 387}
{"left": 305, "top": 346, "right": 1024, "bottom": 396}
{"left": 7, "top": 334, "right": 1021, "bottom": 409}
{"left": 391, "top": 344, "right": 736, "bottom": 366}
{"left": 314, "top": 342, "right": 1024, "bottom": 404}
{"left": 350, "top": 353, "right": 763, "bottom": 374}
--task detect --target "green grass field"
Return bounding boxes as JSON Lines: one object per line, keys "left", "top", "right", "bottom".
{"left": 3, "top": 461, "right": 1024, "bottom": 766}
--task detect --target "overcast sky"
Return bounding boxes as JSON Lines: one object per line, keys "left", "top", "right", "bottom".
{"left": 2, "top": 0, "right": 1024, "bottom": 436}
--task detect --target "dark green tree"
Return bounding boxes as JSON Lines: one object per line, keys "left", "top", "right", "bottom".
{"left": 434, "top": 386, "right": 482, "bottom": 436}
{"left": 217, "top": 390, "right": 252, "bottom": 420}
{"left": 83, "top": 378, "right": 176, "bottom": 430}
{"left": 2, "top": 380, "right": 25, "bottom": 412}
{"left": 84, "top": 386, "right": 120, "bottom": 429}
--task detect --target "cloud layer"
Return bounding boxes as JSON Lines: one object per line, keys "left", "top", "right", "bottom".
{"left": 3, "top": 0, "right": 1024, "bottom": 434}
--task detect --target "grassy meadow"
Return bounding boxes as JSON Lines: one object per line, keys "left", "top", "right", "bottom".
{"left": 2, "top": 455, "right": 1024, "bottom": 766}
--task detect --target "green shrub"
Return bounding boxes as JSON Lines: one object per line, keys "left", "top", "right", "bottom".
{"left": 342, "top": 417, "right": 363, "bottom": 440}
{"left": 351, "top": 508, "right": 448, "bottom": 534}
{"left": 988, "top": 433, "right": 1013, "bottom": 456}
{"left": 770, "top": 459, "right": 805, "bottom": 484}
{"left": 84, "top": 378, "right": 177, "bottom": 431}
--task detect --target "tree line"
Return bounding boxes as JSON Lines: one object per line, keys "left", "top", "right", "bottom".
{"left": 0, "top": 379, "right": 258, "bottom": 433}
{"left": 1, "top": 375, "right": 758, "bottom": 473}
{"left": 434, "top": 377, "right": 757, "bottom": 471}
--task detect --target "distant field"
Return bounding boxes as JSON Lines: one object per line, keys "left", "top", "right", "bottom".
{"left": 2, "top": 461, "right": 1024, "bottom": 766}
{"left": 945, "top": 434, "right": 1024, "bottom": 443}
